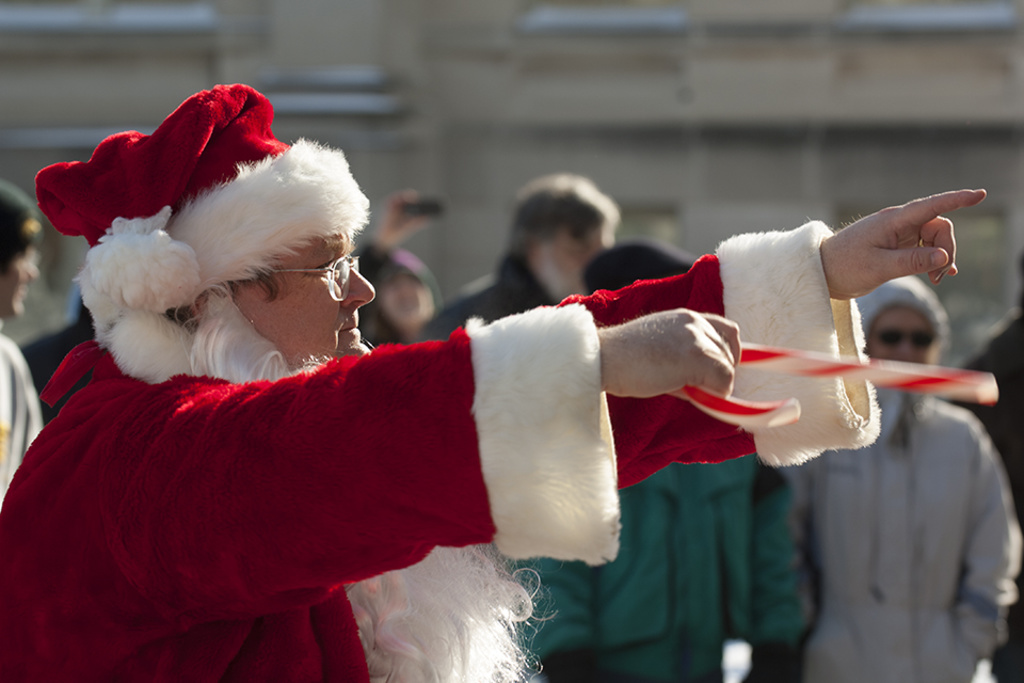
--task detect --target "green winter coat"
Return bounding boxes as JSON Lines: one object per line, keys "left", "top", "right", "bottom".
{"left": 530, "top": 454, "right": 804, "bottom": 682}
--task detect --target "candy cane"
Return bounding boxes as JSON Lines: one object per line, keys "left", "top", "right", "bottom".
{"left": 740, "top": 343, "right": 998, "bottom": 405}
{"left": 677, "top": 386, "right": 801, "bottom": 428}
{"left": 680, "top": 343, "right": 998, "bottom": 429}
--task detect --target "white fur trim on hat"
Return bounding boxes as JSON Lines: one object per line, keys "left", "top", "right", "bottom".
{"left": 466, "top": 304, "right": 620, "bottom": 566}
{"left": 717, "top": 221, "right": 880, "bottom": 467}
{"left": 78, "top": 139, "right": 370, "bottom": 384}
{"left": 171, "top": 139, "right": 369, "bottom": 288}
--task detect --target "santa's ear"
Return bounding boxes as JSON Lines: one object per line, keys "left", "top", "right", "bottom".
{"left": 188, "top": 285, "right": 244, "bottom": 320}
{"left": 190, "top": 290, "right": 210, "bottom": 319}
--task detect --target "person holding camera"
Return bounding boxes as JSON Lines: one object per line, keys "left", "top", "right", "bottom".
{"left": 356, "top": 190, "right": 443, "bottom": 346}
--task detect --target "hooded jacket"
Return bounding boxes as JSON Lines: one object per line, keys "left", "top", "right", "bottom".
{"left": 784, "top": 277, "right": 1021, "bottom": 683}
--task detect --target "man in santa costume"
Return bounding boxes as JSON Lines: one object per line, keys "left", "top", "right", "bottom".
{"left": 0, "top": 84, "right": 984, "bottom": 682}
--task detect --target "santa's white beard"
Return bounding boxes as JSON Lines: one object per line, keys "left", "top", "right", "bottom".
{"left": 347, "top": 546, "right": 535, "bottom": 683}
{"left": 189, "top": 288, "right": 294, "bottom": 383}
{"left": 188, "top": 292, "right": 536, "bottom": 683}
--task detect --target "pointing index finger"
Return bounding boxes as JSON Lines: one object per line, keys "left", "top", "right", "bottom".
{"left": 899, "top": 189, "right": 986, "bottom": 224}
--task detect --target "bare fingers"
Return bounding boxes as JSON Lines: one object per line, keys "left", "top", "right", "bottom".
{"left": 598, "top": 309, "right": 741, "bottom": 399}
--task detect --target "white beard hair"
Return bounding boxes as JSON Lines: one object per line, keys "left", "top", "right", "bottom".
{"left": 188, "top": 292, "right": 537, "bottom": 683}
{"left": 347, "top": 546, "right": 536, "bottom": 683}
{"left": 189, "top": 286, "right": 294, "bottom": 383}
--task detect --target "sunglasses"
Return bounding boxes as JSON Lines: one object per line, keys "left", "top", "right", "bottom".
{"left": 875, "top": 329, "right": 936, "bottom": 348}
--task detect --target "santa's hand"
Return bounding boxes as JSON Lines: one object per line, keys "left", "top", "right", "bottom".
{"left": 820, "top": 188, "right": 986, "bottom": 299}
{"left": 598, "top": 309, "right": 740, "bottom": 399}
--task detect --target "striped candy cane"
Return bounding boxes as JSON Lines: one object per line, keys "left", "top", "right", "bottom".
{"left": 681, "top": 343, "right": 998, "bottom": 428}
{"left": 739, "top": 343, "right": 998, "bottom": 405}
{"left": 677, "top": 386, "right": 801, "bottom": 428}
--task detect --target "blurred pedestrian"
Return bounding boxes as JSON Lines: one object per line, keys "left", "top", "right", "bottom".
{"left": 23, "top": 292, "right": 93, "bottom": 423}
{"left": 960, "top": 252, "right": 1024, "bottom": 682}
{"left": 356, "top": 191, "right": 442, "bottom": 346}
{"left": 0, "top": 179, "right": 43, "bottom": 504}
{"left": 784, "top": 276, "right": 1021, "bottom": 683}
{"left": 424, "top": 173, "right": 617, "bottom": 338}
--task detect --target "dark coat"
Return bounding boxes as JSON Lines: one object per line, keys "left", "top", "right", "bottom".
{"left": 22, "top": 300, "right": 94, "bottom": 424}
{"left": 961, "top": 310, "right": 1024, "bottom": 644}
{"left": 422, "top": 256, "right": 554, "bottom": 340}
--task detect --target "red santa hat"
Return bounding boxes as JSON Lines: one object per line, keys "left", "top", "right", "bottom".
{"left": 35, "top": 84, "right": 369, "bottom": 383}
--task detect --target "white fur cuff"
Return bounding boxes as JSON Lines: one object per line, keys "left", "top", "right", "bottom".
{"left": 466, "top": 304, "right": 619, "bottom": 565}
{"left": 717, "top": 221, "right": 879, "bottom": 466}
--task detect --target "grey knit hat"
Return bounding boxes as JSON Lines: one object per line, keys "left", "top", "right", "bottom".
{"left": 856, "top": 276, "right": 950, "bottom": 354}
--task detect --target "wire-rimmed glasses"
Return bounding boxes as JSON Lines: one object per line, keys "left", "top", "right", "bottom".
{"left": 271, "top": 255, "right": 360, "bottom": 302}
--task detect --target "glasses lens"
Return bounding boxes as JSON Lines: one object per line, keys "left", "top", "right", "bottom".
{"left": 329, "top": 256, "right": 358, "bottom": 302}
{"left": 876, "top": 329, "right": 934, "bottom": 348}
{"left": 910, "top": 332, "right": 935, "bottom": 348}
{"left": 323, "top": 258, "right": 342, "bottom": 302}
{"left": 878, "top": 330, "right": 903, "bottom": 345}
{"left": 338, "top": 258, "right": 351, "bottom": 300}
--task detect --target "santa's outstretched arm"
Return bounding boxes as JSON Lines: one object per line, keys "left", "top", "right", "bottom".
{"left": 560, "top": 189, "right": 981, "bottom": 481}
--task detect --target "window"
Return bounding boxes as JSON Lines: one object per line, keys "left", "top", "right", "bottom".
{"left": 617, "top": 207, "right": 680, "bottom": 245}
{"left": 0, "top": 1, "right": 218, "bottom": 33}
{"left": 518, "top": 1, "right": 687, "bottom": 35}
{"left": 526, "top": 0, "right": 679, "bottom": 5}
{"left": 837, "top": 0, "right": 1016, "bottom": 32}
{"left": 851, "top": 0, "right": 1000, "bottom": 5}
{"left": 1, "top": 0, "right": 200, "bottom": 4}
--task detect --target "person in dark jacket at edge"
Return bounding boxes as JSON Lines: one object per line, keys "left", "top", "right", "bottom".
{"left": 959, "top": 251, "right": 1024, "bottom": 683}
{"left": 529, "top": 239, "right": 803, "bottom": 683}
{"left": 23, "top": 294, "right": 93, "bottom": 424}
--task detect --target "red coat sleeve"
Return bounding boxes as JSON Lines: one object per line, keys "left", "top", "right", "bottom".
{"left": 564, "top": 255, "right": 757, "bottom": 487}
{"left": 21, "top": 331, "right": 496, "bottom": 622}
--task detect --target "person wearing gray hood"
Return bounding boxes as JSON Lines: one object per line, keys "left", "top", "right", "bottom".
{"left": 784, "top": 276, "right": 1022, "bottom": 683}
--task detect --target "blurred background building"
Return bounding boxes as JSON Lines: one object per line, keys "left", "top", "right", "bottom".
{"left": 0, "top": 0, "right": 1020, "bottom": 363}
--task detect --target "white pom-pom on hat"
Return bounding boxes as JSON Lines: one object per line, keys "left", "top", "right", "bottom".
{"left": 80, "top": 206, "right": 201, "bottom": 315}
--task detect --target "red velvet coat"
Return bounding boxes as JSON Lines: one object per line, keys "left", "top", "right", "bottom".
{"left": 0, "top": 243, "right": 874, "bottom": 681}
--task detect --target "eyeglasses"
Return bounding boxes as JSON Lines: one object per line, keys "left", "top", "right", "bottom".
{"left": 875, "top": 328, "right": 936, "bottom": 348}
{"left": 271, "top": 255, "right": 360, "bottom": 302}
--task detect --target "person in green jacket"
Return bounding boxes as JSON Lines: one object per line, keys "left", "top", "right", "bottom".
{"left": 529, "top": 240, "right": 804, "bottom": 683}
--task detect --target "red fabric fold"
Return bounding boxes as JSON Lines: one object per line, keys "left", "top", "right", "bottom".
{"left": 40, "top": 340, "right": 105, "bottom": 407}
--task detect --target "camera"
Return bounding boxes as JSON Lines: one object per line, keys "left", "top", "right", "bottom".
{"left": 401, "top": 198, "right": 444, "bottom": 217}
